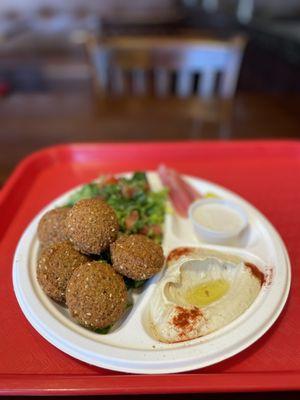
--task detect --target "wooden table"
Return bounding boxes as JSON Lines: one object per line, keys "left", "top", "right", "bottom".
{"left": 1, "top": 90, "right": 299, "bottom": 185}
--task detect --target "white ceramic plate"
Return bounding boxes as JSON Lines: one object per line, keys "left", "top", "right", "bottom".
{"left": 13, "top": 172, "right": 291, "bottom": 374}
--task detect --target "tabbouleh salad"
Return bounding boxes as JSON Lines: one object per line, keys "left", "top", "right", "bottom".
{"left": 66, "top": 172, "right": 167, "bottom": 244}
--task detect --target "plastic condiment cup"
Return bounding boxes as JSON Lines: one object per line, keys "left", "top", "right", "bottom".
{"left": 188, "top": 198, "right": 249, "bottom": 245}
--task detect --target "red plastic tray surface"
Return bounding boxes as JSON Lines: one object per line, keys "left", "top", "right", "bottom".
{"left": 0, "top": 141, "right": 300, "bottom": 395}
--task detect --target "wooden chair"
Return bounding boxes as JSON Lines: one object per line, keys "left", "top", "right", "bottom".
{"left": 86, "top": 35, "right": 246, "bottom": 137}
{"left": 87, "top": 35, "right": 245, "bottom": 98}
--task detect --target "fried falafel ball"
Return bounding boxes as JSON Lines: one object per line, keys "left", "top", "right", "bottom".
{"left": 37, "top": 241, "right": 90, "bottom": 303}
{"left": 65, "top": 198, "right": 119, "bottom": 255}
{"left": 110, "top": 234, "right": 165, "bottom": 280}
{"left": 66, "top": 261, "right": 127, "bottom": 329}
{"left": 37, "top": 207, "right": 70, "bottom": 247}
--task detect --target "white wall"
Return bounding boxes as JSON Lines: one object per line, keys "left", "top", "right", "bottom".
{"left": 0, "top": 0, "right": 176, "bottom": 15}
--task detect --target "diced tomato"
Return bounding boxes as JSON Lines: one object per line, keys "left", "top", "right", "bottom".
{"left": 104, "top": 175, "right": 119, "bottom": 185}
{"left": 125, "top": 210, "right": 139, "bottom": 230}
{"left": 139, "top": 224, "right": 162, "bottom": 236}
{"left": 151, "top": 224, "right": 162, "bottom": 235}
{"left": 139, "top": 225, "right": 150, "bottom": 235}
{"left": 98, "top": 174, "right": 119, "bottom": 188}
{"left": 121, "top": 183, "right": 135, "bottom": 199}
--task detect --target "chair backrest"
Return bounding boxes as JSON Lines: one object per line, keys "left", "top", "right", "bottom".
{"left": 87, "top": 35, "right": 246, "bottom": 99}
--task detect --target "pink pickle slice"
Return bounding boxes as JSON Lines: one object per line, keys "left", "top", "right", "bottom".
{"left": 158, "top": 164, "right": 202, "bottom": 217}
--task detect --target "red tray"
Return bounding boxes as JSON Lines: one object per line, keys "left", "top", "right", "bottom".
{"left": 1, "top": 141, "right": 300, "bottom": 396}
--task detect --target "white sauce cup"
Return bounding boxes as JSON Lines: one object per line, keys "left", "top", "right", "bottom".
{"left": 188, "top": 198, "right": 249, "bottom": 245}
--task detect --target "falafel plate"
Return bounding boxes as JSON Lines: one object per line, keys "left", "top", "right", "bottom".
{"left": 13, "top": 169, "right": 290, "bottom": 373}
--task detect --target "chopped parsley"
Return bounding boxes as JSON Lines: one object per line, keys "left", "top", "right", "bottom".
{"left": 94, "top": 326, "right": 111, "bottom": 334}
{"left": 123, "top": 277, "right": 148, "bottom": 290}
{"left": 66, "top": 172, "right": 167, "bottom": 243}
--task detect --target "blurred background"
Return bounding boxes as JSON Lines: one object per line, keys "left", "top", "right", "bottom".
{"left": 0, "top": 0, "right": 300, "bottom": 184}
